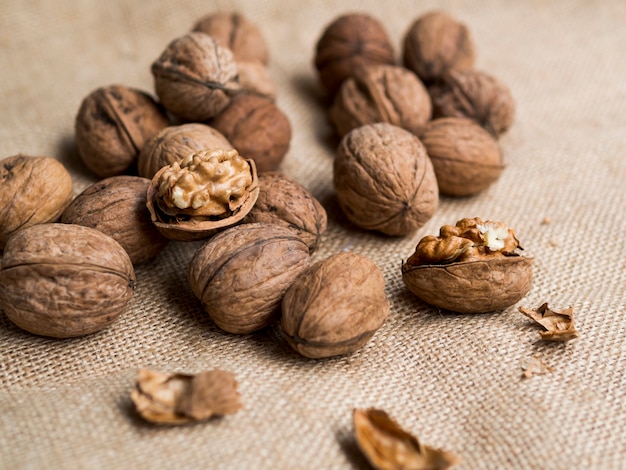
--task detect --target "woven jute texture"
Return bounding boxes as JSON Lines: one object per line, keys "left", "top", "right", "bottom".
{"left": 1, "top": 0, "right": 625, "bottom": 468}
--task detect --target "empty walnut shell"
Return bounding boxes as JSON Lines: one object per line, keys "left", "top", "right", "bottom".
{"left": 419, "top": 117, "right": 503, "bottom": 196}
{"left": 138, "top": 123, "right": 233, "bottom": 179}
{"left": 151, "top": 32, "right": 240, "bottom": 122}
{"left": 146, "top": 148, "right": 259, "bottom": 241}
{"left": 314, "top": 13, "right": 395, "bottom": 95}
{"left": 188, "top": 223, "right": 311, "bottom": 334}
{"left": 333, "top": 123, "right": 439, "bottom": 236}
{"left": 74, "top": 84, "right": 169, "bottom": 178}
{"left": 242, "top": 172, "right": 327, "bottom": 253}
{"left": 61, "top": 176, "right": 169, "bottom": 264}
{"left": 429, "top": 69, "right": 515, "bottom": 137}
{"left": 403, "top": 11, "right": 476, "bottom": 84}
{"left": 329, "top": 64, "right": 432, "bottom": 137}
{"left": 211, "top": 94, "right": 291, "bottom": 172}
{"left": 0, "top": 155, "right": 73, "bottom": 250}
{"left": 281, "top": 252, "right": 390, "bottom": 359}
{"left": 0, "top": 223, "right": 136, "bottom": 338}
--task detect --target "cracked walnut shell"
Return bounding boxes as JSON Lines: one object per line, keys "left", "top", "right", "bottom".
{"left": 402, "top": 217, "right": 532, "bottom": 313}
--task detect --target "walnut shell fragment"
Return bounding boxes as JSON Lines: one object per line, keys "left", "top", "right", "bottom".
{"left": 519, "top": 303, "right": 579, "bottom": 341}
{"left": 353, "top": 408, "right": 459, "bottom": 470}
{"left": 146, "top": 148, "right": 259, "bottom": 241}
{"left": 188, "top": 223, "right": 311, "bottom": 334}
{"left": 402, "top": 217, "right": 533, "bottom": 313}
{"left": 130, "top": 369, "right": 242, "bottom": 425}
{"left": 281, "top": 252, "right": 389, "bottom": 359}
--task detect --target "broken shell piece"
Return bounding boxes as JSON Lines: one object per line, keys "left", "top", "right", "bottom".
{"left": 519, "top": 303, "right": 579, "bottom": 341}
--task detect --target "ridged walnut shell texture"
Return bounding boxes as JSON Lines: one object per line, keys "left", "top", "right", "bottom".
{"left": 402, "top": 11, "right": 476, "bottom": 84}
{"left": 281, "top": 252, "right": 390, "bottom": 359}
{"left": 0, "top": 223, "right": 136, "bottom": 338}
{"left": 151, "top": 32, "right": 240, "bottom": 122}
{"left": 419, "top": 117, "right": 503, "bottom": 196}
{"left": 242, "top": 172, "right": 327, "bottom": 253}
{"left": 74, "top": 84, "right": 169, "bottom": 178}
{"left": 61, "top": 176, "right": 169, "bottom": 264}
{"left": 402, "top": 256, "right": 533, "bottom": 314}
{"left": 0, "top": 155, "right": 73, "bottom": 250}
{"left": 137, "top": 123, "right": 233, "bottom": 179}
{"left": 188, "top": 223, "right": 311, "bottom": 334}
{"left": 333, "top": 123, "right": 439, "bottom": 236}
{"left": 429, "top": 69, "right": 515, "bottom": 137}
{"left": 329, "top": 64, "right": 432, "bottom": 138}
{"left": 314, "top": 13, "right": 395, "bottom": 95}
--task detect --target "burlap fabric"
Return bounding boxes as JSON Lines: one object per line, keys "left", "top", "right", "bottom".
{"left": 1, "top": 0, "right": 625, "bottom": 468}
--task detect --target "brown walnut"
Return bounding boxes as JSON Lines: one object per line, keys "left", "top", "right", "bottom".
{"left": 429, "top": 69, "right": 515, "bottom": 137}
{"left": 211, "top": 94, "right": 291, "bottom": 172}
{"left": 146, "top": 148, "right": 259, "bottom": 241}
{"left": 0, "top": 155, "right": 73, "bottom": 250}
{"left": 138, "top": 123, "right": 232, "bottom": 179}
{"left": 242, "top": 172, "right": 327, "bottom": 253}
{"left": 403, "top": 11, "right": 476, "bottom": 84}
{"left": 329, "top": 64, "right": 432, "bottom": 137}
{"left": 74, "top": 84, "right": 169, "bottom": 178}
{"left": 188, "top": 223, "right": 311, "bottom": 334}
{"left": 0, "top": 223, "right": 136, "bottom": 338}
{"left": 281, "top": 251, "right": 390, "bottom": 359}
{"left": 235, "top": 61, "right": 277, "bottom": 100}
{"left": 402, "top": 217, "right": 533, "bottom": 313}
{"left": 61, "top": 176, "right": 169, "bottom": 264}
{"left": 418, "top": 117, "right": 503, "bottom": 196}
{"left": 151, "top": 32, "right": 240, "bottom": 122}
{"left": 333, "top": 123, "right": 439, "bottom": 236}
{"left": 314, "top": 13, "right": 395, "bottom": 95}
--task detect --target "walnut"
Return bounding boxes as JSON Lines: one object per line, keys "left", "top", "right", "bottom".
{"left": 130, "top": 369, "right": 242, "bottom": 425}
{"left": 0, "top": 155, "right": 73, "bottom": 250}
{"left": 333, "top": 123, "right": 439, "bottom": 236}
{"left": 429, "top": 69, "right": 515, "bottom": 137}
{"left": 211, "top": 94, "right": 291, "bottom": 172}
{"left": 281, "top": 252, "right": 389, "bottom": 358}
{"left": 314, "top": 13, "right": 395, "bottom": 95}
{"left": 403, "top": 11, "right": 476, "bottom": 84}
{"left": 402, "top": 217, "right": 533, "bottom": 313}
{"left": 151, "top": 32, "right": 240, "bottom": 122}
{"left": 353, "top": 408, "right": 459, "bottom": 470}
{"left": 61, "top": 176, "right": 169, "bottom": 264}
{"left": 519, "top": 303, "right": 579, "bottom": 342}
{"left": 0, "top": 223, "right": 135, "bottom": 338}
{"left": 74, "top": 84, "right": 169, "bottom": 178}
{"left": 137, "top": 123, "right": 232, "bottom": 179}
{"left": 188, "top": 223, "right": 311, "bottom": 334}
{"left": 147, "top": 148, "right": 259, "bottom": 241}
{"left": 236, "top": 61, "right": 277, "bottom": 100}
{"left": 418, "top": 117, "right": 503, "bottom": 196}
{"left": 242, "top": 172, "right": 327, "bottom": 253}
{"left": 328, "top": 64, "right": 432, "bottom": 138}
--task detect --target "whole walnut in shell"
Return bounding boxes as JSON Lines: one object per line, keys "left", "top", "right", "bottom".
{"left": 146, "top": 148, "right": 259, "bottom": 241}
{"left": 188, "top": 223, "right": 311, "bottom": 334}
{"left": 429, "top": 69, "right": 515, "bottom": 137}
{"left": 243, "top": 172, "right": 327, "bottom": 253}
{"left": 329, "top": 64, "right": 432, "bottom": 137}
{"left": 0, "top": 155, "right": 73, "bottom": 250}
{"left": 211, "top": 94, "right": 291, "bottom": 172}
{"left": 419, "top": 117, "right": 503, "bottom": 196}
{"left": 401, "top": 217, "right": 533, "bottom": 313}
{"left": 151, "top": 32, "right": 240, "bottom": 122}
{"left": 281, "top": 251, "right": 390, "bottom": 359}
{"left": 74, "top": 84, "right": 169, "bottom": 178}
{"left": 0, "top": 223, "right": 136, "bottom": 338}
{"left": 403, "top": 11, "right": 476, "bottom": 84}
{"left": 138, "top": 123, "right": 232, "bottom": 179}
{"left": 61, "top": 176, "right": 169, "bottom": 264}
{"left": 333, "top": 123, "right": 439, "bottom": 236}
{"left": 314, "top": 13, "right": 395, "bottom": 95}
{"left": 235, "top": 61, "right": 277, "bottom": 100}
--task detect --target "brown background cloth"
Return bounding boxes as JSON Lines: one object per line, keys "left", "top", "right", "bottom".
{"left": 1, "top": 0, "right": 625, "bottom": 468}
